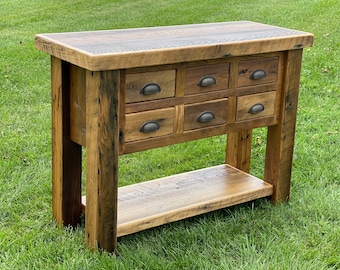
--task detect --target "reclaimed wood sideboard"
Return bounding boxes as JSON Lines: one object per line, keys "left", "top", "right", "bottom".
{"left": 35, "top": 21, "right": 313, "bottom": 252}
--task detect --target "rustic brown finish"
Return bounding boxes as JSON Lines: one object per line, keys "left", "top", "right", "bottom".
{"left": 82, "top": 164, "right": 273, "bottom": 237}
{"left": 35, "top": 21, "right": 313, "bottom": 71}
{"left": 125, "top": 107, "right": 175, "bottom": 142}
{"left": 51, "top": 57, "right": 82, "bottom": 227}
{"left": 35, "top": 22, "right": 313, "bottom": 253}
{"left": 85, "top": 70, "right": 120, "bottom": 252}
{"left": 185, "top": 63, "right": 229, "bottom": 95}
{"left": 184, "top": 99, "right": 228, "bottom": 131}
{"left": 264, "top": 49, "right": 304, "bottom": 203}
{"left": 236, "top": 91, "right": 277, "bottom": 122}
{"left": 237, "top": 57, "right": 279, "bottom": 87}
{"left": 226, "top": 130, "right": 253, "bottom": 173}
{"left": 70, "top": 64, "right": 86, "bottom": 146}
{"left": 125, "top": 69, "right": 176, "bottom": 103}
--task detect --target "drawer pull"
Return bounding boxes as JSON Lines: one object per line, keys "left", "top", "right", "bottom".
{"left": 140, "top": 83, "right": 161, "bottom": 95}
{"left": 197, "top": 111, "right": 215, "bottom": 123}
{"left": 250, "top": 69, "right": 266, "bottom": 80}
{"left": 198, "top": 76, "right": 216, "bottom": 87}
{"left": 140, "top": 121, "right": 160, "bottom": 133}
{"left": 248, "top": 103, "right": 265, "bottom": 114}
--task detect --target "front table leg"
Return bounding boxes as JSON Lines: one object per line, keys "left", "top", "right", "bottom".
{"left": 51, "top": 57, "right": 82, "bottom": 226}
{"left": 85, "top": 70, "right": 120, "bottom": 252}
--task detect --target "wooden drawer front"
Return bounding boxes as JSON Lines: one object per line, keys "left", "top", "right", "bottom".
{"left": 237, "top": 57, "right": 278, "bottom": 87}
{"left": 236, "top": 91, "right": 276, "bottom": 122}
{"left": 125, "top": 108, "right": 174, "bottom": 142}
{"left": 184, "top": 99, "right": 228, "bottom": 131}
{"left": 185, "top": 63, "right": 229, "bottom": 95}
{"left": 126, "top": 70, "right": 176, "bottom": 103}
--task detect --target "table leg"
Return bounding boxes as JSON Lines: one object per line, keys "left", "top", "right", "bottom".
{"left": 264, "top": 49, "right": 303, "bottom": 203}
{"left": 226, "top": 130, "right": 253, "bottom": 173}
{"left": 51, "top": 57, "right": 82, "bottom": 226}
{"left": 85, "top": 70, "right": 120, "bottom": 252}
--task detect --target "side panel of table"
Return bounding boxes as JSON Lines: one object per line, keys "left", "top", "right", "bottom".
{"left": 51, "top": 57, "right": 82, "bottom": 227}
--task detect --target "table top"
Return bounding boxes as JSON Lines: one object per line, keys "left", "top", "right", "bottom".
{"left": 35, "top": 21, "right": 313, "bottom": 71}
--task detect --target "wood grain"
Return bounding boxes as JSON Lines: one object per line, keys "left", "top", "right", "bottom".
{"left": 124, "top": 107, "right": 175, "bottom": 142}
{"left": 85, "top": 70, "right": 120, "bottom": 252}
{"left": 40, "top": 22, "right": 313, "bottom": 253}
{"left": 126, "top": 69, "right": 175, "bottom": 103}
{"left": 68, "top": 53, "right": 284, "bottom": 149}
{"left": 35, "top": 21, "right": 314, "bottom": 71}
{"left": 70, "top": 64, "right": 86, "bottom": 146}
{"left": 184, "top": 99, "right": 228, "bottom": 131}
{"left": 51, "top": 57, "right": 82, "bottom": 226}
{"left": 236, "top": 91, "right": 277, "bottom": 122}
{"left": 237, "top": 57, "right": 278, "bottom": 87}
{"left": 82, "top": 164, "right": 273, "bottom": 237}
{"left": 264, "top": 49, "right": 303, "bottom": 203}
{"left": 185, "top": 63, "right": 229, "bottom": 95}
{"left": 123, "top": 116, "right": 276, "bottom": 155}
{"left": 226, "top": 130, "right": 253, "bottom": 173}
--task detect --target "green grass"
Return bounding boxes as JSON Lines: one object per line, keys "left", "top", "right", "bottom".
{"left": 1, "top": 0, "right": 339, "bottom": 269}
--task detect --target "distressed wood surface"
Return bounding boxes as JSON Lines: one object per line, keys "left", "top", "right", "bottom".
{"left": 51, "top": 57, "right": 82, "bottom": 227}
{"left": 185, "top": 63, "right": 229, "bottom": 95}
{"left": 236, "top": 91, "right": 277, "bottom": 122}
{"left": 35, "top": 21, "right": 313, "bottom": 70}
{"left": 40, "top": 22, "right": 313, "bottom": 253}
{"left": 82, "top": 164, "right": 273, "bottom": 237}
{"left": 264, "top": 49, "right": 304, "bottom": 203}
{"left": 237, "top": 57, "right": 279, "bottom": 87}
{"left": 69, "top": 53, "right": 281, "bottom": 150}
{"left": 183, "top": 99, "right": 228, "bottom": 131}
{"left": 124, "top": 107, "right": 175, "bottom": 142}
{"left": 85, "top": 70, "right": 120, "bottom": 252}
{"left": 226, "top": 130, "right": 253, "bottom": 173}
{"left": 70, "top": 64, "right": 86, "bottom": 147}
{"left": 125, "top": 69, "right": 176, "bottom": 103}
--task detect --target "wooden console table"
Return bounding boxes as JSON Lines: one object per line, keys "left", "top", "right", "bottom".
{"left": 35, "top": 21, "right": 313, "bottom": 252}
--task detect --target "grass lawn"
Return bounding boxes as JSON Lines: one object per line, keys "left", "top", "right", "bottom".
{"left": 0, "top": 0, "right": 339, "bottom": 269}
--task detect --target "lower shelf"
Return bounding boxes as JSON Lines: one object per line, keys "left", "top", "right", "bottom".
{"left": 82, "top": 164, "right": 273, "bottom": 237}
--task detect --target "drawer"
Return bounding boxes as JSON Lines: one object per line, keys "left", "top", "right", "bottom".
{"left": 237, "top": 57, "right": 278, "bottom": 87}
{"left": 236, "top": 91, "right": 276, "bottom": 122}
{"left": 125, "top": 108, "right": 174, "bottom": 142}
{"left": 125, "top": 69, "right": 176, "bottom": 103}
{"left": 185, "top": 63, "right": 229, "bottom": 95}
{"left": 184, "top": 99, "right": 228, "bottom": 131}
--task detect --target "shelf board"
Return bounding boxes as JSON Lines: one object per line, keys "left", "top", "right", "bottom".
{"left": 82, "top": 164, "right": 273, "bottom": 237}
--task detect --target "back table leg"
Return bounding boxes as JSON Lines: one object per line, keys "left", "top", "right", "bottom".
{"left": 51, "top": 56, "right": 82, "bottom": 226}
{"left": 226, "top": 130, "right": 253, "bottom": 173}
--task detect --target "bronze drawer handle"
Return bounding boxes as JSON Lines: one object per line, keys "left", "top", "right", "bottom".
{"left": 248, "top": 103, "right": 265, "bottom": 114}
{"left": 197, "top": 111, "right": 215, "bottom": 123}
{"left": 140, "top": 83, "right": 161, "bottom": 95}
{"left": 198, "top": 75, "right": 216, "bottom": 87}
{"left": 250, "top": 69, "right": 266, "bottom": 80}
{"left": 140, "top": 121, "right": 160, "bottom": 133}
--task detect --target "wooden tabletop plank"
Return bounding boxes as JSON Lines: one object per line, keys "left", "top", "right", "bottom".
{"left": 35, "top": 21, "right": 313, "bottom": 70}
